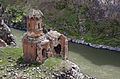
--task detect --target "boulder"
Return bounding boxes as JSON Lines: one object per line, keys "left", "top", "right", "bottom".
{"left": 51, "top": 60, "right": 95, "bottom": 79}
{"left": 0, "top": 39, "right": 7, "bottom": 47}
{"left": 0, "top": 18, "right": 16, "bottom": 47}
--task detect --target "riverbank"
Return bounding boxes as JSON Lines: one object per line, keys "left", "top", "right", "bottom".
{"left": 68, "top": 38, "right": 120, "bottom": 52}
{"left": 9, "top": 25, "right": 120, "bottom": 52}
{"left": 9, "top": 28, "right": 120, "bottom": 79}
{"left": 1, "top": 0, "right": 120, "bottom": 52}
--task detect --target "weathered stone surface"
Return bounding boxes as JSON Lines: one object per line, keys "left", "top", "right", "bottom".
{"left": 68, "top": 38, "right": 120, "bottom": 52}
{"left": 0, "top": 18, "right": 16, "bottom": 47}
{"left": 74, "top": 0, "right": 120, "bottom": 20}
{"left": 0, "top": 39, "right": 7, "bottom": 47}
{"left": 50, "top": 60, "right": 95, "bottom": 79}
{"left": 26, "top": 9, "right": 43, "bottom": 18}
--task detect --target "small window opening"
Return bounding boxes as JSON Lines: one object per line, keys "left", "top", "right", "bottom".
{"left": 42, "top": 49, "right": 47, "bottom": 59}
{"left": 38, "top": 23, "right": 41, "bottom": 29}
{"left": 58, "top": 37, "right": 60, "bottom": 40}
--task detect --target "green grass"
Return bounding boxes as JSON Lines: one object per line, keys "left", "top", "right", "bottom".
{"left": 80, "top": 19, "right": 120, "bottom": 47}
{"left": 0, "top": 46, "right": 22, "bottom": 66}
{"left": 0, "top": 46, "right": 64, "bottom": 67}
{"left": 44, "top": 57, "right": 63, "bottom": 67}
{"left": 11, "top": 28, "right": 25, "bottom": 48}
{"left": 0, "top": 46, "right": 66, "bottom": 78}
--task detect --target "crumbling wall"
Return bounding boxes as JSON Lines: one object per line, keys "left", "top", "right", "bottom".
{"left": 22, "top": 36, "right": 38, "bottom": 62}
{"left": 36, "top": 40, "right": 50, "bottom": 62}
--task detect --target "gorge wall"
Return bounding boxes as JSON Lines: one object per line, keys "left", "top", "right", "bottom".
{"left": 73, "top": 0, "right": 120, "bottom": 20}
{"left": 1, "top": 0, "right": 120, "bottom": 47}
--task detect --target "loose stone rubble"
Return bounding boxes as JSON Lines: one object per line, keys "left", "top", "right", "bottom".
{"left": 68, "top": 38, "right": 120, "bottom": 52}
{"left": 0, "top": 59, "right": 95, "bottom": 79}
{"left": 22, "top": 9, "right": 68, "bottom": 62}
{"left": 62, "top": 60, "right": 95, "bottom": 79}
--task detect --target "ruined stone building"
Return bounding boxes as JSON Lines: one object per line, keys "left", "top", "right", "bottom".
{"left": 22, "top": 9, "right": 68, "bottom": 62}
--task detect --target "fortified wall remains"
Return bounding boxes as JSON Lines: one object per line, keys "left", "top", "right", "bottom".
{"left": 22, "top": 9, "right": 68, "bottom": 62}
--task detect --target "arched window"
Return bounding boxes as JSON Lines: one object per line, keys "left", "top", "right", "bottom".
{"left": 38, "top": 23, "right": 41, "bottom": 29}
{"left": 42, "top": 49, "right": 47, "bottom": 59}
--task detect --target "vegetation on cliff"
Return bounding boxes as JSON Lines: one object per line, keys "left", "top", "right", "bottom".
{"left": 0, "top": 0, "right": 120, "bottom": 47}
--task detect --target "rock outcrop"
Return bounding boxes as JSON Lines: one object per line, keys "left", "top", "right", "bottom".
{"left": 0, "top": 59, "right": 94, "bottom": 79}
{"left": 68, "top": 38, "right": 120, "bottom": 52}
{"left": 0, "top": 18, "right": 16, "bottom": 47}
{"left": 0, "top": 39, "right": 7, "bottom": 47}
{"left": 51, "top": 60, "right": 95, "bottom": 79}
{"left": 74, "top": 0, "right": 120, "bottom": 20}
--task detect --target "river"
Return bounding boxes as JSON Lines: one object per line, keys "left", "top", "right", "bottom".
{"left": 11, "top": 28, "right": 120, "bottom": 79}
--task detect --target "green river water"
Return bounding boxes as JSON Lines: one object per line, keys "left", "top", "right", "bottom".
{"left": 11, "top": 28, "right": 120, "bottom": 79}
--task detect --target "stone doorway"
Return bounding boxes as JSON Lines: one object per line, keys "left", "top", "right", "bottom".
{"left": 54, "top": 44, "right": 61, "bottom": 55}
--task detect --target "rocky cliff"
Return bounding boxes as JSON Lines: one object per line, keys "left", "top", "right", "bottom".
{"left": 0, "top": 18, "right": 16, "bottom": 47}
{"left": 74, "top": 0, "right": 120, "bottom": 20}
{"left": 1, "top": 0, "right": 120, "bottom": 47}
